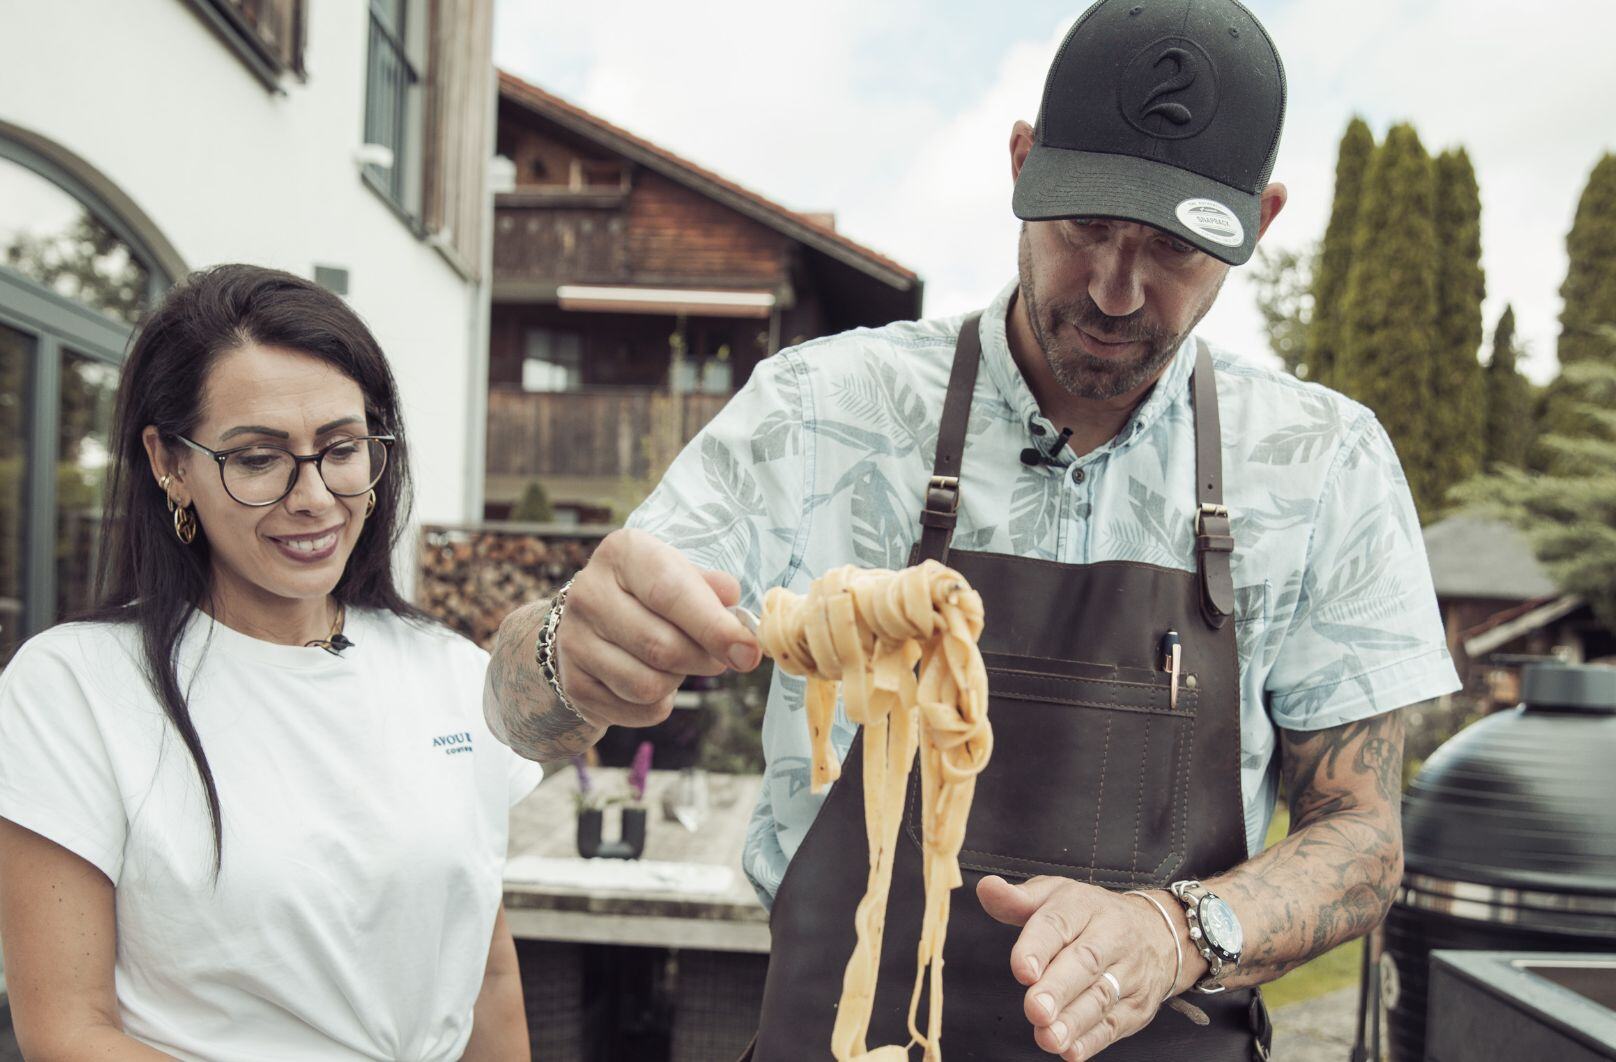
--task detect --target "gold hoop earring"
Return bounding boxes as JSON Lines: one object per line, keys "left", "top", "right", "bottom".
{"left": 159, "top": 475, "right": 177, "bottom": 513}
{"left": 364, "top": 490, "right": 377, "bottom": 518}
{"left": 174, "top": 504, "right": 198, "bottom": 545}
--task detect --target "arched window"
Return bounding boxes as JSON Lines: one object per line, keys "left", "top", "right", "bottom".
{"left": 0, "top": 129, "right": 181, "bottom": 663}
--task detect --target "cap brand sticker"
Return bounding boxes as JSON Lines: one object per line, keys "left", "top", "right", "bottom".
{"left": 1175, "top": 198, "right": 1244, "bottom": 247}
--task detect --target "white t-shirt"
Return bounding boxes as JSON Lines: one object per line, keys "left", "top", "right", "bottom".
{"left": 0, "top": 607, "right": 544, "bottom": 1061}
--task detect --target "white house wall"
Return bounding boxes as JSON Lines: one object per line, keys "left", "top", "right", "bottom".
{"left": 1, "top": 0, "right": 483, "bottom": 552}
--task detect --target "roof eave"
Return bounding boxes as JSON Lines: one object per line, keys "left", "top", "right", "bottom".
{"left": 498, "top": 73, "right": 919, "bottom": 296}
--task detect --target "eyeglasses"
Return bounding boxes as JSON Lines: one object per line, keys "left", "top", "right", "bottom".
{"left": 175, "top": 434, "right": 396, "bottom": 508}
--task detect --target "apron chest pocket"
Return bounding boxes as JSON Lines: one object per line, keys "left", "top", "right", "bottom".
{"left": 906, "top": 652, "right": 1197, "bottom": 889}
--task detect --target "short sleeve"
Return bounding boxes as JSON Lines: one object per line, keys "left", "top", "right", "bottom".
{"left": 0, "top": 632, "right": 128, "bottom": 882}
{"left": 625, "top": 352, "right": 810, "bottom": 609}
{"left": 1265, "top": 415, "right": 1461, "bottom": 730}
{"left": 506, "top": 749, "right": 543, "bottom": 807}
{"left": 449, "top": 633, "right": 545, "bottom": 808}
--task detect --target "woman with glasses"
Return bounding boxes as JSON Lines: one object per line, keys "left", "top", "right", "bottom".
{"left": 0, "top": 265, "right": 541, "bottom": 1060}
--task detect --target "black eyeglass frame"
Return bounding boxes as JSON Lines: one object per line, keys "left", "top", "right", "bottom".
{"left": 174, "top": 433, "right": 397, "bottom": 508}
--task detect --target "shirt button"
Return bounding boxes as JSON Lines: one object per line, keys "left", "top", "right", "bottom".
{"left": 1071, "top": 466, "right": 1086, "bottom": 485}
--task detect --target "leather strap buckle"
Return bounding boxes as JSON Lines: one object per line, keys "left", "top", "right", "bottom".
{"left": 1195, "top": 502, "right": 1230, "bottom": 537}
{"left": 1250, "top": 991, "right": 1274, "bottom": 1062}
{"left": 921, "top": 475, "right": 961, "bottom": 531}
{"left": 1195, "top": 503, "right": 1234, "bottom": 557}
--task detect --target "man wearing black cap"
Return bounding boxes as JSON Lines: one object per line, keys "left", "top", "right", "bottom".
{"left": 484, "top": 0, "right": 1460, "bottom": 1058}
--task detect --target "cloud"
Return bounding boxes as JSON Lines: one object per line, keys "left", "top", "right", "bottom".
{"left": 855, "top": 21, "right": 1070, "bottom": 316}
{"left": 496, "top": 0, "right": 940, "bottom": 256}
{"left": 496, "top": 0, "right": 1616, "bottom": 385}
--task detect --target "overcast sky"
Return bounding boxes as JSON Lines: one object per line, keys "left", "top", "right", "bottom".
{"left": 495, "top": 0, "right": 1616, "bottom": 385}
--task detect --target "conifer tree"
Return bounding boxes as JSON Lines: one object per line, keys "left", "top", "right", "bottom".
{"left": 1252, "top": 246, "right": 1312, "bottom": 376}
{"left": 1305, "top": 118, "right": 1375, "bottom": 388}
{"left": 1429, "top": 148, "right": 1488, "bottom": 486}
{"left": 1458, "top": 338, "right": 1616, "bottom": 633}
{"left": 1337, "top": 123, "right": 1442, "bottom": 518}
{"left": 1483, "top": 306, "right": 1535, "bottom": 469}
{"left": 1543, "top": 154, "right": 1616, "bottom": 448}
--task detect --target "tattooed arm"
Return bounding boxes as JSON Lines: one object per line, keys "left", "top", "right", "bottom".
{"left": 484, "top": 530, "right": 763, "bottom": 763}
{"left": 484, "top": 596, "right": 605, "bottom": 763}
{"left": 1149, "top": 710, "right": 1406, "bottom": 991}
{"left": 976, "top": 708, "right": 1407, "bottom": 1059}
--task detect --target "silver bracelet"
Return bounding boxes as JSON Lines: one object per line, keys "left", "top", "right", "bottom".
{"left": 534, "top": 578, "right": 589, "bottom": 723}
{"left": 1125, "top": 889, "right": 1183, "bottom": 1004}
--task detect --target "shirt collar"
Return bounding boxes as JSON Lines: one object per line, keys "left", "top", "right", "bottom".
{"left": 978, "top": 278, "right": 1198, "bottom": 465}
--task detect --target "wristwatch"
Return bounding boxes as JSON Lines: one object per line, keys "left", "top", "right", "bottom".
{"left": 1169, "top": 879, "right": 1243, "bottom": 993}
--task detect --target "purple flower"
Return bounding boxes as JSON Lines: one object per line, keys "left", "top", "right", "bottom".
{"left": 629, "top": 741, "right": 654, "bottom": 802}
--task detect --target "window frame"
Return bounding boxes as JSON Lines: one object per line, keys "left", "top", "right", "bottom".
{"left": 521, "top": 327, "right": 584, "bottom": 393}
{"left": 361, "top": 0, "right": 428, "bottom": 224}
{"left": 0, "top": 135, "right": 175, "bottom": 660}
{"left": 179, "top": 0, "right": 308, "bottom": 94}
{"left": 0, "top": 271, "right": 131, "bottom": 655}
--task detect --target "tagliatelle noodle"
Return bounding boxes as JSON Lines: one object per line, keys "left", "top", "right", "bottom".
{"left": 758, "top": 561, "right": 990, "bottom": 1062}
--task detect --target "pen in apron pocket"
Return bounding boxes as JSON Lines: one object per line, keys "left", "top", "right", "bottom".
{"left": 1160, "top": 630, "right": 1181, "bottom": 711}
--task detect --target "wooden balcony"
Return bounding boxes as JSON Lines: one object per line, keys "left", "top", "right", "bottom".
{"left": 486, "top": 387, "right": 730, "bottom": 481}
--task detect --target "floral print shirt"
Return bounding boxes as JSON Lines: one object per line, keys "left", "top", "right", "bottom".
{"left": 627, "top": 280, "right": 1459, "bottom": 904}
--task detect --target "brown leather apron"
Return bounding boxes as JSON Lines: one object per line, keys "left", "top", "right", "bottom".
{"left": 745, "top": 316, "right": 1271, "bottom": 1061}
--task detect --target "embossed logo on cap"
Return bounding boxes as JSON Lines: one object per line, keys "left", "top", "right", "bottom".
{"left": 1176, "top": 198, "right": 1245, "bottom": 247}
{"left": 1120, "top": 37, "right": 1220, "bottom": 140}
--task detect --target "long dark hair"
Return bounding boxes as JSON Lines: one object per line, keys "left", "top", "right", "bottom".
{"left": 88, "top": 264, "right": 430, "bottom": 871}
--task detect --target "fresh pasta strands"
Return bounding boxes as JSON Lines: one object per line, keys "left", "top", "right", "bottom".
{"left": 758, "top": 561, "right": 990, "bottom": 1062}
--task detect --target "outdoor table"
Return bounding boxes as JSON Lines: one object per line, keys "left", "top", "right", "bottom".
{"left": 504, "top": 766, "right": 768, "bottom": 1061}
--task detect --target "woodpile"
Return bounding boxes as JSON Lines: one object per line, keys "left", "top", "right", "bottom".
{"left": 417, "top": 525, "right": 607, "bottom": 648}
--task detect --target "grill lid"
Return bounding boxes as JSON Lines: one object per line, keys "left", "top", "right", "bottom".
{"left": 1403, "top": 663, "right": 1616, "bottom": 896}
{"left": 1522, "top": 662, "right": 1616, "bottom": 713}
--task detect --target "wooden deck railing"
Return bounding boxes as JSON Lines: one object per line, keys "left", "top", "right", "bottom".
{"left": 485, "top": 388, "right": 731, "bottom": 480}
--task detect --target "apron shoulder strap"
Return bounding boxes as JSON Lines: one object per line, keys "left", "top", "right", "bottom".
{"left": 917, "top": 320, "right": 1235, "bottom": 631}
{"left": 1191, "top": 338, "right": 1235, "bottom": 629}
{"left": 914, "top": 313, "right": 984, "bottom": 565}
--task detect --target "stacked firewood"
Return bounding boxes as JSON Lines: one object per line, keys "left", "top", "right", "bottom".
{"left": 417, "top": 526, "right": 606, "bottom": 648}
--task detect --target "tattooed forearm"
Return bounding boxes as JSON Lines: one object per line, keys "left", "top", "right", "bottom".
{"left": 484, "top": 598, "right": 605, "bottom": 762}
{"left": 1207, "top": 710, "right": 1405, "bottom": 988}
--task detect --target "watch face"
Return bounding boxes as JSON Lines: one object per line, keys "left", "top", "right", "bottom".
{"left": 1197, "top": 896, "right": 1243, "bottom": 960}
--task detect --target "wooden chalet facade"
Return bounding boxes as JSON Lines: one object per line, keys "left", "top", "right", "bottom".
{"left": 485, "top": 71, "right": 923, "bottom": 522}
{"left": 1423, "top": 515, "right": 1616, "bottom": 709}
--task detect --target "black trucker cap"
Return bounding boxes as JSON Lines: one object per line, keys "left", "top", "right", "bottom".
{"left": 1012, "top": 0, "right": 1287, "bottom": 265}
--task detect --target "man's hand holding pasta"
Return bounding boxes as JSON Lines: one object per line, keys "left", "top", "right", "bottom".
{"left": 485, "top": 529, "right": 762, "bottom": 761}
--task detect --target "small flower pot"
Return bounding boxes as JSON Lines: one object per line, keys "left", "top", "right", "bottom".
{"left": 576, "top": 805, "right": 647, "bottom": 860}
{"left": 576, "top": 808, "right": 603, "bottom": 856}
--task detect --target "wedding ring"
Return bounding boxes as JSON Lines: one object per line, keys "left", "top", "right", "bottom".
{"left": 1100, "top": 970, "right": 1122, "bottom": 1004}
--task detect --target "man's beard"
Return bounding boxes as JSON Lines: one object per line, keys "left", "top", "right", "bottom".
{"left": 1017, "top": 231, "right": 1219, "bottom": 401}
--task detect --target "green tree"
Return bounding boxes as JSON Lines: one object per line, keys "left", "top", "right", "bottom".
{"left": 1251, "top": 245, "right": 1313, "bottom": 377}
{"left": 1429, "top": 148, "right": 1488, "bottom": 487}
{"left": 1483, "top": 306, "right": 1535, "bottom": 468}
{"left": 511, "top": 480, "right": 554, "bottom": 523}
{"left": 1337, "top": 123, "right": 1443, "bottom": 518}
{"left": 1305, "top": 117, "right": 1376, "bottom": 389}
{"left": 1457, "top": 336, "right": 1616, "bottom": 632}
{"left": 1542, "top": 154, "right": 1616, "bottom": 448}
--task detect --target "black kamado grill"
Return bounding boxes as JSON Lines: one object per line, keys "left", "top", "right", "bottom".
{"left": 1382, "top": 661, "right": 1616, "bottom": 1061}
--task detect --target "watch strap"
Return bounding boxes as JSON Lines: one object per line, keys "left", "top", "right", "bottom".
{"left": 1170, "top": 879, "right": 1233, "bottom": 994}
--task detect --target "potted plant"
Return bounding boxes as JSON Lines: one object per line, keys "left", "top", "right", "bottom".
{"left": 573, "top": 744, "right": 653, "bottom": 860}
{"left": 617, "top": 741, "right": 653, "bottom": 857}
{"left": 573, "top": 754, "right": 606, "bottom": 856}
